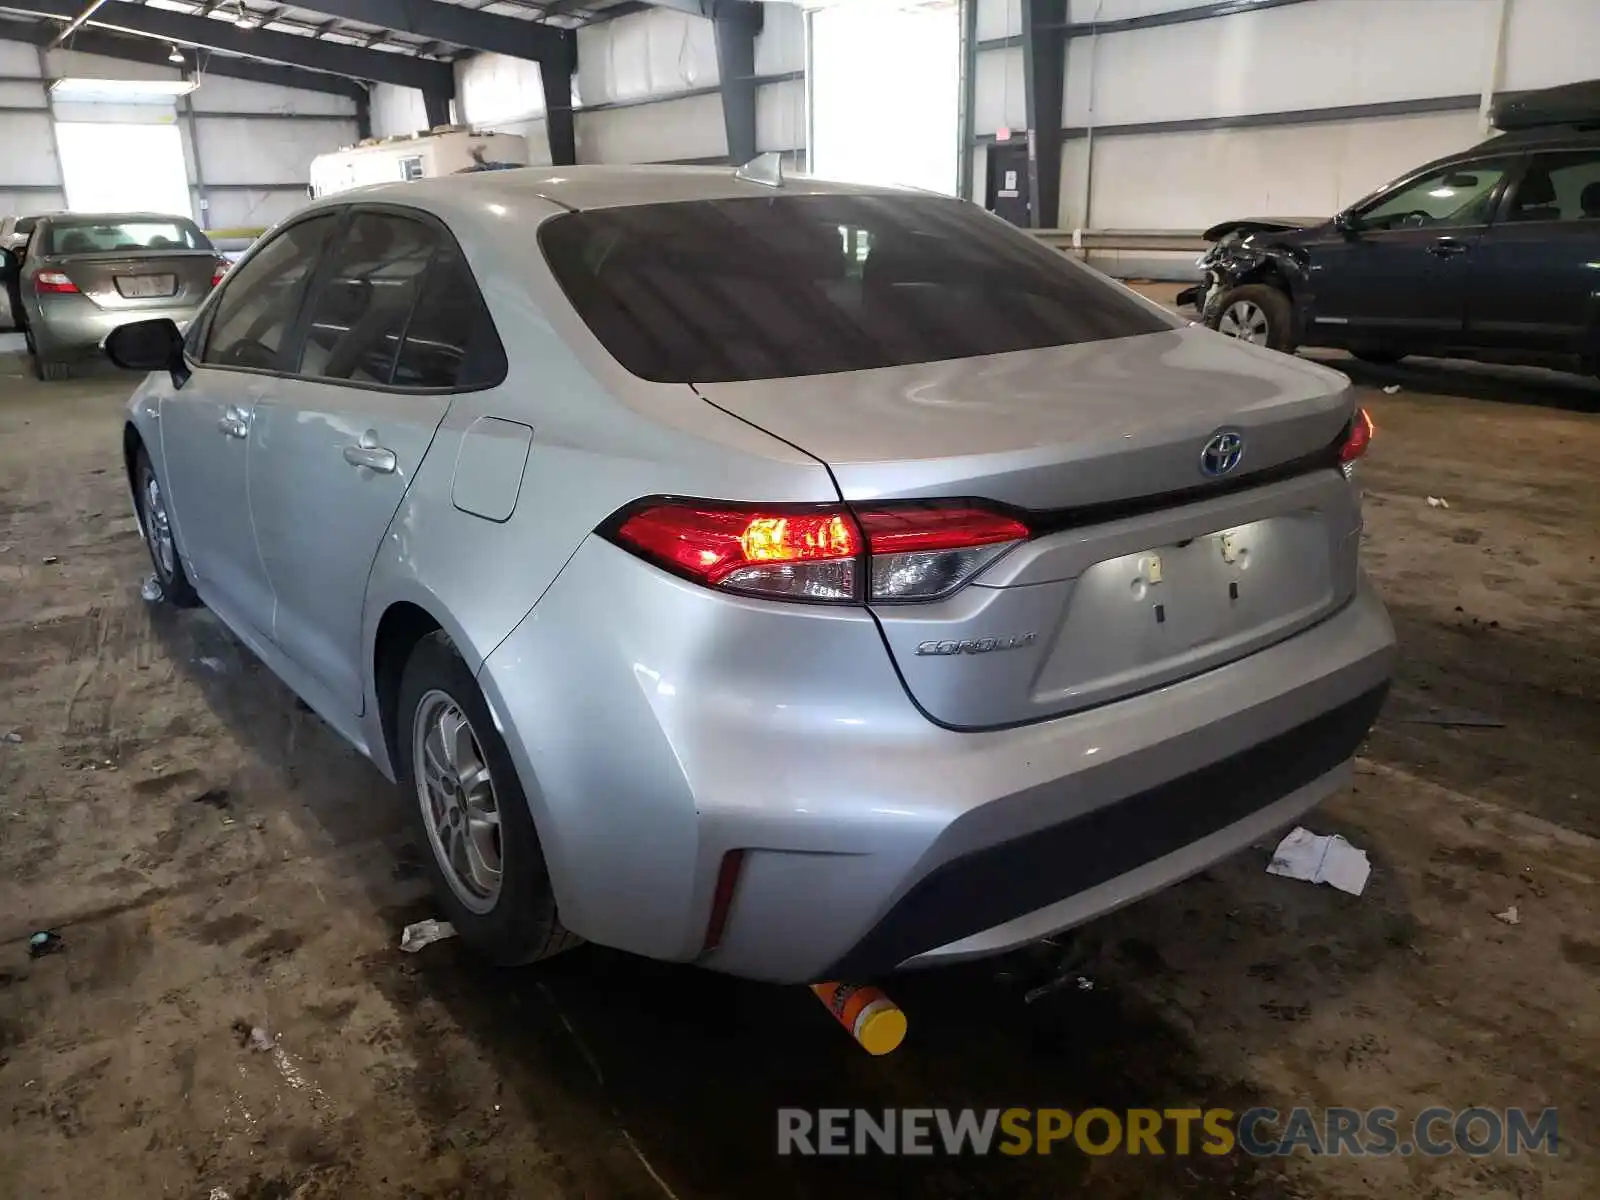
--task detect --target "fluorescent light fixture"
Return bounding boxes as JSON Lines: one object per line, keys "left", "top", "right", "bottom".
{"left": 51, "top": 77, "right": 199, "bottom": 98}
{"left": 168, "top": 45, "right": 185, "bottom": 63}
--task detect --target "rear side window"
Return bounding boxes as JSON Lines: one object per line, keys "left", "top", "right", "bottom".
{"left": 1506, "top": 151, "right": 1600, "bottom": 223}
{"left": 538, "top": 193, "right": 1169, "bottom": 383}
{"left": 203, "top": 215, "right": 336, "bottom": 370}
{"left": 391, "top": 240, "right": 506, "bottom": 389}
{"left": 297, "top": 212, "right": 436, "bottom": 384}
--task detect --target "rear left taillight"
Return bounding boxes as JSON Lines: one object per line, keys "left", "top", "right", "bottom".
{"left": 1339, "top": 407, "right": 1375, "bottom": 476}
{"left": 34, "top": 270, "right": 78, "bottom": 294}
{"left": 608, "top": 500, "right": 1029, "bottom": 605}
{"left": 211, "top": 260, "right": 229, "bottom": 288}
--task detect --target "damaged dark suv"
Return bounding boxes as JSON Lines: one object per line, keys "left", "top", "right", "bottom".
{"left": 1181, "top": 82, "right": 1600, "bottom": 378}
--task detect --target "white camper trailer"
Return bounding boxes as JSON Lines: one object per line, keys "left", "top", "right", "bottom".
{"left": 308, "top": 128, "right": 530, "bottom": 199}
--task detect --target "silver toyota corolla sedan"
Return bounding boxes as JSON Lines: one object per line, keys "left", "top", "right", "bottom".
{"left": 106, "top": 166, "right": 1395, "bottom": 984}
{"left": 9, "top": 212, "right": 226, "bottom": 379}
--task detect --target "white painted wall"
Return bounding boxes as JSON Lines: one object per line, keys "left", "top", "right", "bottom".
{"left": 1059, "top": 110, "right": 1487, "bottom": 230}
{"left": 757, "top": 77, "right": 805, "bottom": 155}
{"left": 454, "top": 5, "right": 804, "bottom": 166}
{"left": 973, "top": 43, "right": 1024, "bottom": 135}
{"left": 370, "top": 83, "right": 430, "bottom": 139}
{"left": 1062, "top": 0, "right": 1497, "bottom": 128}
{"left": 577, "top": 91, "right": 728, "bottom": 163}
{"left": 577, "top": 7, "right": 720, "bottom": 101}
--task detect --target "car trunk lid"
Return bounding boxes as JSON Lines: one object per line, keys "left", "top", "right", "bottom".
{"left": 696, "top": 326, "right": 1363, "bottom": 728}
{"left": 45, "top": 251, "right": 217, "bottom": 311}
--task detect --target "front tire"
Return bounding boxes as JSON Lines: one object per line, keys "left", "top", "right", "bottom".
{"left": 397, "top": 632, "right": 578, "bottom": 966}
{"left": 1204, "top": 283, "right": 1295, "bottom": 353}
{"left": 135, "top": 447, "right": 201, "bottom": 607}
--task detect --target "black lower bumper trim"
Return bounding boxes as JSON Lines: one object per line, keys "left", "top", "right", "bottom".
{"left": 824, "top": 683, "right": 1388, "bottom": 980}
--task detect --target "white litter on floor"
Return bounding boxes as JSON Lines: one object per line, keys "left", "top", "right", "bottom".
{"left": 399, "top": 918, "right": 456, "bottom": 952}
{"left": 1266, "top": 827, "right": 1371, "bottom": 896}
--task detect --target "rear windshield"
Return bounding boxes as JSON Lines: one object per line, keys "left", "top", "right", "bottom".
{"left": 46, "top": 218, "right": 211, "bottom": 256}
{"left": 538, "top": 194, "right": 1169, "bottom": 383}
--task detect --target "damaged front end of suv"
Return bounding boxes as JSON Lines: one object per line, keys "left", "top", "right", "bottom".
{"left": 1178, "top": 217, "right": 1323, "bottom": 352}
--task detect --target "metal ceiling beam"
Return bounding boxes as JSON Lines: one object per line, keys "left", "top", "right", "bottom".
{"left": 9, "top": 0, "right": 454, "bottom": 91}
{"left": 48, "top": 0, "right": 110, "bottom": 47}
{"left": 0, "top": 15, "right": 366, "bottom": 99}
{"left": 288, "top": 0, "right": 571, "bottom": 63}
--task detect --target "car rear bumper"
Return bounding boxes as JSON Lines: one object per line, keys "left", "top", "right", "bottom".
{"left": 478, "top": 536, "right": 1395, "bottom": 984}
{"left": 29, "top": 296, "right": 199, "bottom": 355}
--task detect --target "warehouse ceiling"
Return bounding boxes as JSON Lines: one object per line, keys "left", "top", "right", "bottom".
{"left": 0, "top": 0, "right": 654, "bottom": 89}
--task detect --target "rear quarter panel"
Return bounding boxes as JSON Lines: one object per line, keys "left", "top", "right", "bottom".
{"left": 356, "top": 193, "right": 841, "bottom": 776}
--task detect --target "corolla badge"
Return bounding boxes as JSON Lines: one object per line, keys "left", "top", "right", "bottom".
{"left": 915, "top": 633, "right": 1038, "bottom": 656}
{"left": 1200, "top": 429, "right": 1245, "bottom": 477}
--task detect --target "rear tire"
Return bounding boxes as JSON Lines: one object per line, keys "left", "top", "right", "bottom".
{"left": 397, "top": 631, "right": 579, "bottom": 966}
{"left": 24, "top": 328, "right": 68, "bottom": 381}
{"left": 1204, "top": 283, "right": 1295, "bottom": 353}
{"left": 135, "top": 447, "right": 202, "bottom": 608}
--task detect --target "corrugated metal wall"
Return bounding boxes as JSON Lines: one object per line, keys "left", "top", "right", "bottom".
{"left": 0, "top": 37, "right": 357, "bottom": 230}
{"left": 368, "top": 3, "right": 806, "bottom": 166}
{"left": 972, "top": 0, "right": 1600, "bottom": 235}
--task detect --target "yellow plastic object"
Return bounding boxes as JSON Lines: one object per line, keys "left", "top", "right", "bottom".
{"left": 810, "top": 982, "right": 907, "bottom": 1055}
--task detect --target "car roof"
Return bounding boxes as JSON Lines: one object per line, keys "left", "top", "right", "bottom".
{"left": 41, "top": 211, "right": 198, "bottom": 225}
{"left": 326, "top": 163, "right": 916, "bottom": 214}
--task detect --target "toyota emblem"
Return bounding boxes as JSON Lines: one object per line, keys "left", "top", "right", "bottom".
{"left": 1200, "top": 430, "right": 1245, "bottom": 477}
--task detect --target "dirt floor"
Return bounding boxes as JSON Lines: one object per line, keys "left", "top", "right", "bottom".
{"left": 1, "top": 321, "right": 1597, "bottom": 1199}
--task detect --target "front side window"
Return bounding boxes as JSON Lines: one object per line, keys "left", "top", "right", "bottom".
{"left": 297, "top": 213, "right": 436, "bottom": 384}
{"left": 46, "top": 218, "right": 210, "bottom": 255}
{"left": 1357, "top": 163, "right": 1507, "bottom": 232}
{"left": 1504, "top": 151, "right": 1600, "bottom": 223}
{"left": 539, "top": 193, "right": 1169, "bottom": 384}
{"left": 202, "top": 215, "right": 337, "bottom": 371}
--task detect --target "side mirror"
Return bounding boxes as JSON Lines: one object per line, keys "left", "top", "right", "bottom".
{"left": 106, "top": 318, "right": 190, "bottom": 387}
{"left": 1333, "top": 211, "right": 1363, "bottom": 238}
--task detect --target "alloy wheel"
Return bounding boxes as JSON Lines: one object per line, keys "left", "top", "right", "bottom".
{"left": 142, "top": 472, "right": 176, "bottom": 578}
{"left": 1217, "top": 300, "right": 1271, "bottom": 344}
{"left": 413, "top": 690, "right": 503, "bottom": 913}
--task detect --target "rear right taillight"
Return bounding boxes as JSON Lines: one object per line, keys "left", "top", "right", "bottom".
{"left": 211, "top": 260, "right": 229, "bottom": 288}
{"left": 607, "top": 500, "right": 1029, "bottom": 605}
{"left": 1339, "top": 407, "right": 1375, "bottom": 476}
{"left": 34, "top": 270, "right": 78, "bottom": 294}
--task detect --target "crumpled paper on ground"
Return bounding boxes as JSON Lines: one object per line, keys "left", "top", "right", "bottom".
{"left": 1266, "top": 827, "right": 1371, "bottom": 896}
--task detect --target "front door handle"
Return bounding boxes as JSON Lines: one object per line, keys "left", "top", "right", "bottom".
{"left": 1427, "top": 238, "right": 1469, "bottom": 258}
{"left": 343, "top": 440, "right": 397, "bottom": 474}
{"left": 217, "top": 407, "right": 250, "bottom": 438}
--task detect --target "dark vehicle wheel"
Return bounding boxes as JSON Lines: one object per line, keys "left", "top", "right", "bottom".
{"left": 398, "top": 631, "right": 580, "bottom": 966}
{"left": 1204, "top": 284, "right": 1295, "bottom": 353}
{"left": 1352, "top": 347, "right": 1407, "bottom": 366}
{"left": 135, "top": 447, "right": 201, "bottom": 607}
{"left": 24, "top": 327, "right": 68, "bottom": 381}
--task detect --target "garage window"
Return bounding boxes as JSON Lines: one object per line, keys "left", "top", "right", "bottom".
{"left": 539, "top": 193, "right": 1169, "bottom": 384}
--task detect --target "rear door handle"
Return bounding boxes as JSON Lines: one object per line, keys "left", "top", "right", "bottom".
{"left": 1427, "top": 239, "right": 1469, "bottom": 258}
{"left": 217, "top": 406, "right": 250, "bottom": 438}
{"left": 343, "top": 441, "right": 397, "bottom": 474}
